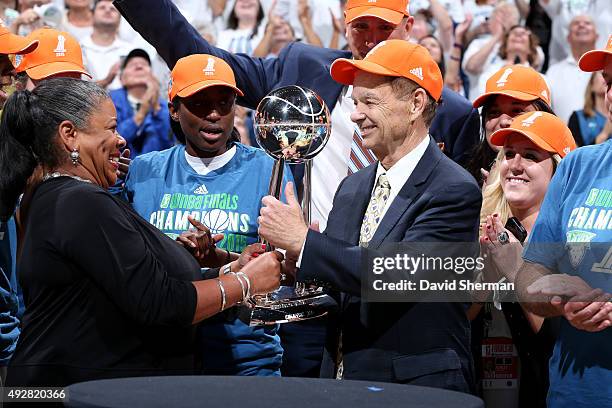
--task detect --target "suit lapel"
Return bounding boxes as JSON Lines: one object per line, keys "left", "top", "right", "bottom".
{"left": 367, "top": 139, "right": 443, "bottom": 249}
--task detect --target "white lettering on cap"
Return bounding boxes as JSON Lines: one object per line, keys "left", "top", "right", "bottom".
{"left": 521, "top": 111, "right": 543, "bottom": 127}
{"left": 54, "top": 34, "right": 66, "bottom": 57}
{"left": 496, "top": 68, "right": 513, "bottom": 88}
{"left": 409, "top": 67, "right": 423, "bottom": 81}
{"left": 203, "top": 57, "right": 215, "bottom": 76}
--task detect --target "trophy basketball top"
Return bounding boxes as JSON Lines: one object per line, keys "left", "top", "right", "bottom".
{"left": 254, "top": 86, "right": 331, "bottom": 163}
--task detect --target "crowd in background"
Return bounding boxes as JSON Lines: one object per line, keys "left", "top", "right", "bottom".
{"left": 1, "top": 0, "right": 610, "bottom": 154}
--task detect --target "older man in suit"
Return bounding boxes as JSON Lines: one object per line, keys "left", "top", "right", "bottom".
{"left": 258, "top": 40, "right": 481, "bottom": 392}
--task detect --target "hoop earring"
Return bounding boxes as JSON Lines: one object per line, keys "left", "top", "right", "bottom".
{"left": 70, "top": 148, "right": 80, "bottom": 166}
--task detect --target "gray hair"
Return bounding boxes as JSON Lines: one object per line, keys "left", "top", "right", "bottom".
{"left": 390, "top": 77, "right": 438, "bottom": 127}
{"left": 0, "top": 78, "right": 109, "bottom": 220}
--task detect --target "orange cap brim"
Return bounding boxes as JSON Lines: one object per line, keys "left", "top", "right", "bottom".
{"left": 0, "top": 34, "right": 38, "bottom": 55}
{"left": 490, "top": 128, "right": 563, "bottom": 157}
{"left": 578, "top": 49, "right": 612, "bottom": 72}
{"left": 175, "top": 80, "right": 245, "bottom": 100}
{"left": 22, "top": 61, "right": 92, "bottom": 80}
{"left": 472, "top": 89, "right": 543, "bottom": 108}
{"left": 330, "top": 58, "right": 400, "bottom": 86}
{"left": 345, "top": 6, "right": 404, "bottom": 25}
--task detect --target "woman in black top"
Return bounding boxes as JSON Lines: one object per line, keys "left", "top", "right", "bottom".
{"left": 0, "top": 78, "right": 282, "bottom": 387}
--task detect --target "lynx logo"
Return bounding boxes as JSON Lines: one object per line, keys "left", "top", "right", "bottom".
{"left": 566, "top": 230, "right": 596, "bottom": 269}
{"left": 496, "top": 68, "right": 513, "bottom": 87}
{"left": 521, "top": 112, "right": 543, "bottom": 128}
{"left": 541, "top": 90, "right": 548, "bottom": 100}
{"left": 563, "top": 147, "right": 571, "bottom": 155}
{"left": 202, "top": 209, "right": 230, "bottom": 234}
{"left": 194, "top": 184, "right": 208, "bottom": 195}
{"left": 368, "top": 0, "right": 376, "bottom": 2}
{"left": 54, "top": 35, "right": 66, "bottom": 57}
{"left": 592, "top": 247, "right": 612, "bottom": 274}
{"left": 409, "top": 67, "right": 424, "bottom": 81}
{"left": 203, "top": 57, "right": 215, "bottom": 76}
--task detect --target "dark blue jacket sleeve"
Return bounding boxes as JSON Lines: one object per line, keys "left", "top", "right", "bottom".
{"left": 430, "top": 88, "right": 481, "bottom": 166}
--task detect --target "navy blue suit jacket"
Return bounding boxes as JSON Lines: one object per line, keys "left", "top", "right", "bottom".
{"left": 115, "top": 0, "right": 480, "bottom": 166}
{"left": 298, "top": 139, "right": 481, "bottom": 391}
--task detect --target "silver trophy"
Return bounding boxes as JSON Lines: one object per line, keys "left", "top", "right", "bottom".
{"left": 250, "top": 85, "right": 334, "bottom": 326}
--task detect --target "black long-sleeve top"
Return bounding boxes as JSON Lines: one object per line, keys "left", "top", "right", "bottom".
{"left": 6, "top": 177, "right": 201, "bottom": 387}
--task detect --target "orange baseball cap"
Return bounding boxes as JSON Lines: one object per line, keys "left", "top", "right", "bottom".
{"left": 0, "top": 21, "right": 38, "bottom": 55}
{"left": 578, "top": 34, "right": 612, "bottom": 72}
{"left": 330, "top": 39, "right": 443, "bottom": 101}
{"left": 168, "top": 54, "right": 244, "bottom": 101}
{"left": 344, "top": 0, "right": 410, "bottom": 25}
{"left": 490, "top": 111, "right": 577, "bottom": 158}
{"left": 15, "top": 28, "right": 91, "bottom": 80}
{"left": 472, "top": 65, "right": 550, "bottom": 108}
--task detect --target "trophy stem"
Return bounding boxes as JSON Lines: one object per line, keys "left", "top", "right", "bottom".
{"left": 261, "top": 158, "right": 285, "bottom": 251}
{"left": 268, "top": 157, "right": 285, "bottom": 199}
{"left": 302, "top": 160, "right": 312, "bottom": 225}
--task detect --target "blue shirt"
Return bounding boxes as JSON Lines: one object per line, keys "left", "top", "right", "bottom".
{"left": 109, "top": 87, "right": 174, "bottom": 158}
{"left": 0, "top": 218, "right": 21, "bottom": 366}
{"left": 523, "top": 141, "right": 612, "bottom": 408}
{"left": 124, "top": 143, "right": 293, "bottom": 375}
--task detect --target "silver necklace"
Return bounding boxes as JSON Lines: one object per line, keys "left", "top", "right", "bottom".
{"left": 42, "top": 171, "right": 92, "bottom": 184}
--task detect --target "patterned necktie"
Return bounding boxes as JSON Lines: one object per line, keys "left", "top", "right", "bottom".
{"left": 348, "top": 127, "right": 377, "bottom": 175}
{"left": 335, "top": 173, "right": 391, "bottom": 379}
{"left": 359, "top": 173, "right": 391, "bottom": 247}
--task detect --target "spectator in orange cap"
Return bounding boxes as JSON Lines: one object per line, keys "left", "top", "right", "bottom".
{"left": 465, "top": 65, "right": 554, "bottom": 186}
{"left": 258, "top": 40, "right": 481, "bottom": 390}
{"left": 472, "top": 112, "right": 576, "bottom": 408}
{"left": 0, "top": 19, "right": 37, "bottom": 107}
{"left": 508, "top": 34, "right": 612, "bottom": 408}
{"left": 14, "top": 27, "right": 91, "bottom": 91}
{"left": 123, "top": 53, "right": 294, "bottom": 377}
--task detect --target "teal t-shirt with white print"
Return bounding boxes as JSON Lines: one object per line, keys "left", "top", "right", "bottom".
{"left": 124, "top": 142, "right": 293, "bottom": 375}
{"left": 523, "top": 141, "right": 612, "bottom": 408}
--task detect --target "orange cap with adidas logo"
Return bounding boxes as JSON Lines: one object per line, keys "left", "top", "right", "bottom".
{"left": 15, "top": 28, "right": 90, "bottom": 79}
{"left": 490, "top": 111, "right": 577, "bottom": 158}
{"left": 330, "top": 39, "right": 443, "bottom": 101}
{"left": 168, "top": 54, "right": 244, "bottom": 101}
{"left": 472, "top": 65, "right": 550, "bottom": 108}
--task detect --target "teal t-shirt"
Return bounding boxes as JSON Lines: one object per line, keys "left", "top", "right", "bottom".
{"left": 523, "top": 141, "right": 612, "bottom": 408}
{"left": 124, "top": 143, "right": 293, "bottom": 375}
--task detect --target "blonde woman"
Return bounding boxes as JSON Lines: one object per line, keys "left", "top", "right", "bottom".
{"left": 471, "top": 112, "right": 577, "bottom": 408}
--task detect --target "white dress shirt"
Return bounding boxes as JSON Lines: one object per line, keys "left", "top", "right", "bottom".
{"left": 310, "top": 85, "right": 356, "bottom": 232}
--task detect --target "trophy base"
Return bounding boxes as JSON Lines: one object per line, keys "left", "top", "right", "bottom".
{"left": 248, "top": 286, "right": 336, "bottom": 326}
